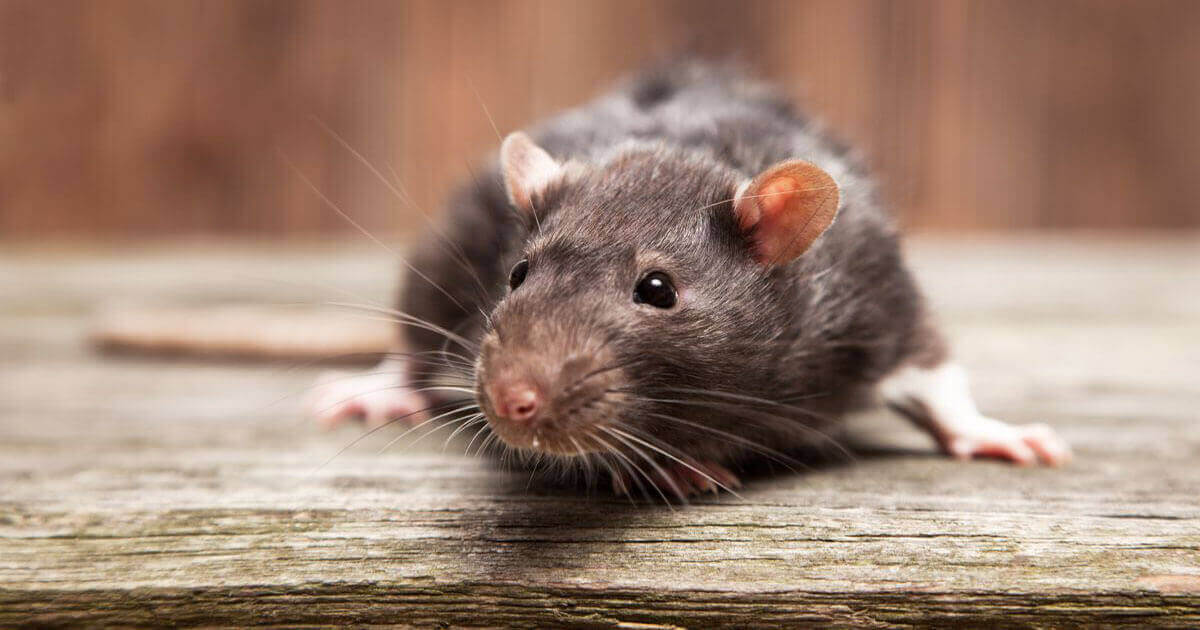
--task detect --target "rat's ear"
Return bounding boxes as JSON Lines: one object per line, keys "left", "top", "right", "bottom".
{"left": 500, "top": 131, "right": 561, "bottom": 214}
{"left": 732, "top": 160, "right": 840, "bottom": 265}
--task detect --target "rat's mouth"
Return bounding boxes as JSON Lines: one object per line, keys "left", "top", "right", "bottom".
{"left": 476, "top": 386, "right": 622, "bottom": 457}
{"left": 480, "top": 402, "right": 612, "bottom": 456}
{"left": 487, "top": 421, "right": 595, "bottom": 456}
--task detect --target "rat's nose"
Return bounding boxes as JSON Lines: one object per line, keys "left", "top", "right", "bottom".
{"left": 491, "top": 381, "right": 542, "bottom": 423}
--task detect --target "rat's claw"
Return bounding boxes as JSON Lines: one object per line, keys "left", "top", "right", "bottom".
{"left": 941, "top": 417, "right": 1071, "bottom": 467}
{"left": 612, "top": 460, "right": 741, "bottom": 500}
{"left": 674, "top": 460, "right": 742, "bottom": 494}
{"left": 307, "top": 366, "right": 428, "bottom": 430}
{"left": 1018, "top": 422, "right": 1072, "bottom": 465}
{"left": 880, "top": 363, "right": 1072, "bottom": 469}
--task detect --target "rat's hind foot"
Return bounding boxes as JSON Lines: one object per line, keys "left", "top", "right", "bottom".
{"left": 308, "top": 358, "right": 428, "bottom": 430}
{"left": 938, "top": 417, "right": 1070, "bottom": 466}
{"left": 879, "top": 363, "right": 1071, "bottom": 467}
{"left": 612, "top": 459, "right": 741, "bottom": 500}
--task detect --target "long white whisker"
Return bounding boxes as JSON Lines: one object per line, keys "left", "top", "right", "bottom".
{"left": 603, "top": 427, "right": 685, "bottom": 500}
{"left": 308, "top": 399, "right": 462, "bottom": 476}
{"left": 691, "top": 186, "right": 838, "bottom": 214}
{"left": 313, "top": 384, "right": 474, "bottom": 418}
{"left": 644, "top": 394, "right": 853, "bottom": 463}
{"left": 442, "top": 414, "right": 487, "bottom": 452}
{"left": 378, "top": 404, "right": 481, "bottom": 454}
{"left": 396, "top": 408, "right": 483, "bottom": 453}
{"left": 464, "top": 422, "right": 493, "bottom": 457}
{"left": 608, "top": 426, "right": 742, "bottom": 499}
{"left": 639, "top": 411, "right": 804, "bottom": 474}
{"left": 568, "top": 435, "right": 596, "bottom": 490}
{"left": 280, "top": 153, "right": 470, "bottom": 314}
{"left": 652, "top": 386, "right": 836, "bottom": 422}
{"left": 310, "top": 116, "right": 494, "bottom": 306}
{"left": 327, "top": 301, "right": 478, "bottom": 352}
{"left": 591, "top": 431, "right": 658, "bottom": 504}
{"left": 468, "top": 78, "right": 544, "bottom": 235}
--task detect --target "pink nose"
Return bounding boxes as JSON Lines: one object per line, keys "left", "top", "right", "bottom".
{"left": 492, "top": 382, "right": 542, "bottom": 422}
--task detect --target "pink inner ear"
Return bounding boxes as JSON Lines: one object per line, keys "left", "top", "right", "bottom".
{"left": 756, "top": 176, "right": 801, "bottom": 220}
{"left": 736, "top": 175, "right": 804, "bottom": 233}
{"left": 735, "top": 160, "right": 840, "bottom": 265}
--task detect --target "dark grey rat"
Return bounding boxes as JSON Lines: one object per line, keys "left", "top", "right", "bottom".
{"left": 310, "top": 63, "right": 1069, "bottom": 498}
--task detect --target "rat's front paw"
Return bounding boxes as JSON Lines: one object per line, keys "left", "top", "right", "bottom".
{"left": 612, "top": 459, "right": 741, "bottom": 500}
{"left": 940, "top": 417, "right": 1071, "bottom": 467}
{"left": 308, "top": 364, "right": 428, "bottom": 430}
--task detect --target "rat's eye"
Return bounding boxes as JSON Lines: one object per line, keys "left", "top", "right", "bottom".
{"left": 509, "top": 259, "right": 529, "bottom": 289}
{"left": 633, "top": 271, "right": 676, "bottom": 309}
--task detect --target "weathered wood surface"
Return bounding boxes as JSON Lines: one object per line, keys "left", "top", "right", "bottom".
{"left": 1, "top": 236, "right": 1198, "bottom": 628}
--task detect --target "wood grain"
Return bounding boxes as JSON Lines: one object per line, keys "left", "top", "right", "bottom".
{"left": 1, "top": 237, "right": 1198, "bottom": 626}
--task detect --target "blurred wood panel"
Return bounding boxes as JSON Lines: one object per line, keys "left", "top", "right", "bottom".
{"left": 1, "top": 0, "right": 1198, "bottom": 238}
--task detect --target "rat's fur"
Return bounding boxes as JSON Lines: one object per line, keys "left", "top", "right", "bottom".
{"left": 401, "top": 63, "right": 945, "bottom": 474}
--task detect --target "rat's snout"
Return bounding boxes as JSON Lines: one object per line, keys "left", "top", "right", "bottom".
{"left": 488, "top": 379, "right": 543, "bottom": 423}
{"left": 476, "top": 324, "right": 626, "bottom": 456}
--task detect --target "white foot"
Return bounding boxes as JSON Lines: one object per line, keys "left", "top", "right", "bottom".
{"left": 937, "top": 416, "right": 1071, "bottom": 466}
{"left": 879, "top": 363, "right": 1071, "bottom": 466}
{"left": 307, "top": 358, "right": 428, "bottom": 430}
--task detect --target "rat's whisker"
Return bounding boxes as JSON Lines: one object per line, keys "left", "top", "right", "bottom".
{"left": 309, "top": 115, "right": 493, "bottom": 307}
{"left": 599, "top": 427, "right": 682, "bottom": 505}
{"left": 308, "top": 399, "right": 463, "bottom": 476}
{"left": 262, "top": 372, "right": 470, "bottom": 422}
{"left": 442, "top": 414, "right": 487, "bottom": 452}
{"left": 689, "top": 185, "right": 839, "bottom": 215}
{"left": 312, "top": 384, "right": 475, "bottom": 418}
{"left": 524, "top": 449, "right": 547, "bottom": 491}
{"left": 634, "top": 392, "right": 854, "bottom": 463}
{"left": 247, "top": 367, "right": 467, "bottom": 421}
{"left": 375, "top": 404, "right": 478, "bottom": 454}
{"left": 309, "top": 365, "right": 473, "bottom": 388}
{"left": 608, "top": 426, "right": 741, "bottom": 499}
{"left": 560, "top": 356, "right": 644, "bottom": 398}
{"left": 586, "top": 437, "right": 632, "bottom": 504}
{"left": 389, "top": 406, "right": 483, "bottom": 454}
{"left": 281, "top": 153, "right": 470, "bottom": 315}
{"left": 484, "top": 429, "right": 509, "bottom": 461}
{"left": 282, "top": 348, "right": 476, "bottom": 377}
{"left": 591, "top": 431, "right": 658, "bottom": 505}
{"left": 464, "top": 422, "right": 493, "bottom": 457}
{"left": 652, "top": 386, "right": 841, "bottom": 425}
{"left": 327, "top": 311, "right": 481, "bottom": 354}
{"left": 383, "top": 348, "right": 479, "bottom": 369}
{"left": 568, "top": 435, "right": 596, "bottom": 489}
{"left": 326, "top": 301, "right": 478, "bottom": 352}
{"left": 636, "top": 410, "right": 806, "bottom": 474}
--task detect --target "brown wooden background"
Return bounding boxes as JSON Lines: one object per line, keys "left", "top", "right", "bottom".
{"left": 2, "top": 0, "right": 1198, "bottom": 239}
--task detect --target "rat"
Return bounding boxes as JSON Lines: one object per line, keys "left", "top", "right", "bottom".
{"left": 309, "top": 63, "right": 1070, "bottom": 498}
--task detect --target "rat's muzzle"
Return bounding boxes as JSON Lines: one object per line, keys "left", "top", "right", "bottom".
{"left": 475, "top": 328, "right": 626, "bottom": 456}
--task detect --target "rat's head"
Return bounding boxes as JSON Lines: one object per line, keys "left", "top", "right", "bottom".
{"left": 475, "top": 132, "right": 840, "bottom": 460}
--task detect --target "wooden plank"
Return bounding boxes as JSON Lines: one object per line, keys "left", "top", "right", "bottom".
{"left": 1, "top": 237, "right": 1198, "bottom": 627}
